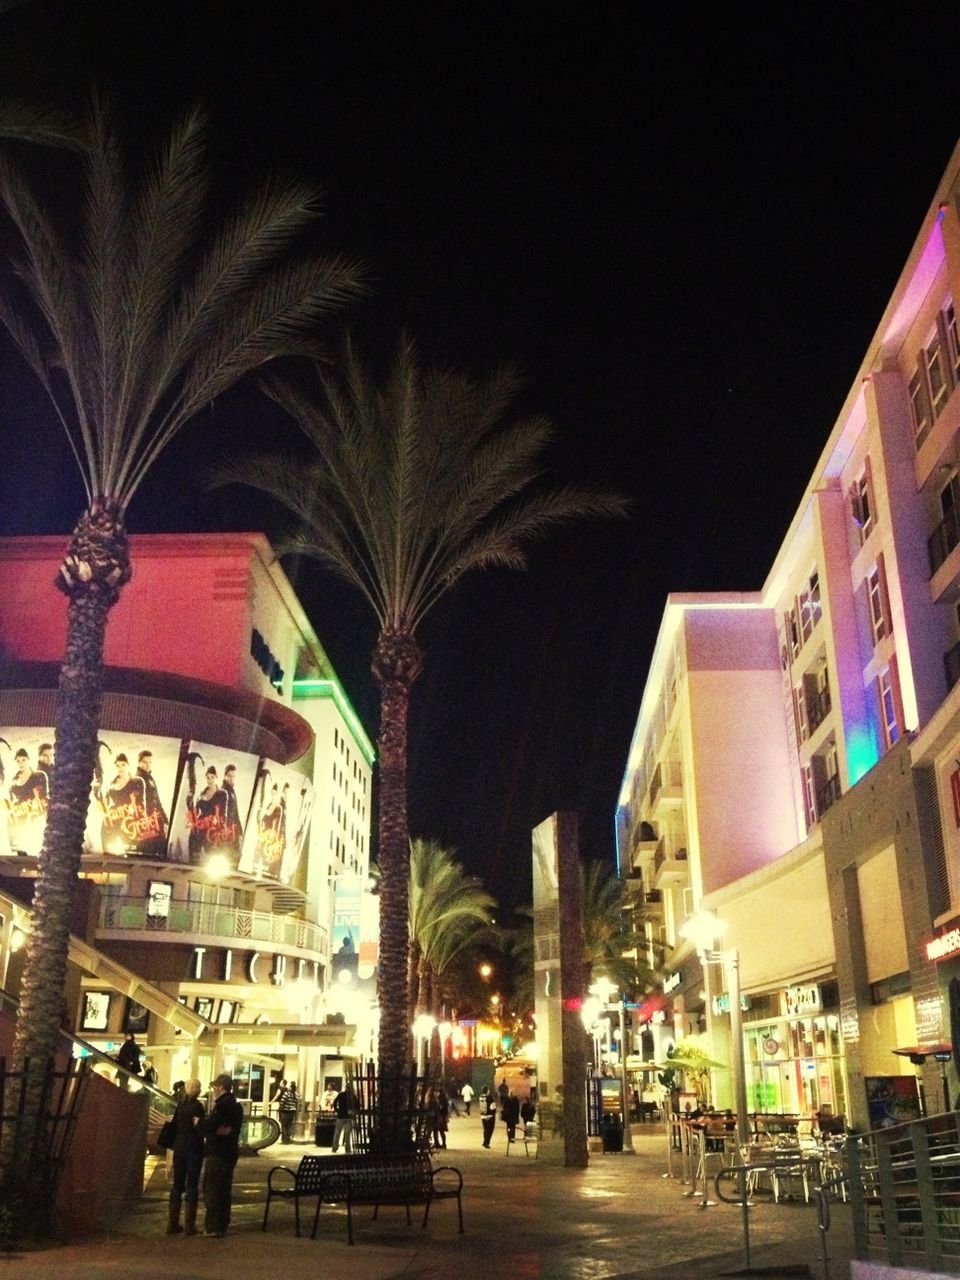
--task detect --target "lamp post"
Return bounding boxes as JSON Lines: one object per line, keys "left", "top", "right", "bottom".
{"left": 413, "top": 1013, "right": 436, "bottom": 1079}
{"left": 680, "top": 910, "right": 750, "bottom": 1148}
{"left": 588, "top": 976, "right": 635, "bottom": 1154}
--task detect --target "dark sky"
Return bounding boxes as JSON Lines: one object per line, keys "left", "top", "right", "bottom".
{"left": 1, "top": 2, "right": 959, "bottom": 913}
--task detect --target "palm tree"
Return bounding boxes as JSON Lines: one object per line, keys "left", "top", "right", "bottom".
{"left": 581, "top": 859, "right": 655, "bottom": 998}
{"left": 408, "top": 837, "right": 495, "bottom": 1024}
{"left": 0, "top": 94, "right": 360, "bottom": 1068}
{"left": 210, "top": 334, "right": 629, "bottom": 1096}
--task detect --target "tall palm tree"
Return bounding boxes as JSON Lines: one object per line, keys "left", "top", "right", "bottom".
{"left": 210, "top": 334, "right": 629, "bottom": 1097}
{"left": 0, "top": 94, "right": 360, "bottom": 1068}
{"left": 408, "top": 837, "right": 495, "bottom": 1023}
{"left": 581, "top": 859, "right": 654, "bottom": 998}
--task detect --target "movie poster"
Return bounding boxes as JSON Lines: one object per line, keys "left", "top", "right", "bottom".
{"left": 85, "top": 732, "right": 181, "bottom": 857}
{"left": 238, "top": 761, "right": 314, "bottom": 883}
{"left": 0, "top": 729, "right": 56, "bottom": 856}
{"left": 167, "top": 741, "right": 260, "bottom": 870}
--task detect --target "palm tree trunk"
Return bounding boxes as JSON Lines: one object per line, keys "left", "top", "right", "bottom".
{"left": 371, "top": 628, "right": 422, "bottom": 1140}
{"left": 407, "top": 937, "right": 421, "bottom": 1028}
{"left": 13, "top": 506, "right": 130, "bottom": 1067}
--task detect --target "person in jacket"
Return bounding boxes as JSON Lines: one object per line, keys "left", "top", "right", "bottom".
{"left": 273, "top": 1078, "right": 300, "bottom": 1144}
{"left": 117, "top": 1032, "right": 142, "bottom": 1079}
{"left": 202, "top": 1073, "right": 244, "bottom": 1237}
{"left": 167, "top": 1078, "right": 205, "bottom": 1236}
{"left": 480, "top": 1087, "right": 497, "bottom": 1148}
{"left": 502, "top": 1088, "right": 521, "bottom": 1142}
{"left": 460, "top": 1080, "right": 475, "bottom": 1116}
{"left": 332, "top": 1083, "right": 357, "bottom": 1153}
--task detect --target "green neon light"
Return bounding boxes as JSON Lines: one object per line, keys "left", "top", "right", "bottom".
{"left": 292, "top": 678, "right": 376, "bottom": 765}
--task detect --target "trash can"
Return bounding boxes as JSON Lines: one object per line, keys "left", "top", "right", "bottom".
{"left": 315, "top": 1117, "right": 335, "bottom": 1147}
{"left": 601, "top": 1113, "right": 624, "bottom": 1153}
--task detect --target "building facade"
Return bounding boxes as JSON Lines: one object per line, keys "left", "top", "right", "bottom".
{"left": 617, "top": 141, "right": 960, "bottom": 1130}
{"left": 0, "top": 532, "right": 375, "bottom": 1113}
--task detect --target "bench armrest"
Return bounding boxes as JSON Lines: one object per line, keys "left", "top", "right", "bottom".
{"left": 429, "top": 1165, "right": 463, "bottom": 1194}
{"left": 267, "top": 1165, "right": 297, "bottom": 1193}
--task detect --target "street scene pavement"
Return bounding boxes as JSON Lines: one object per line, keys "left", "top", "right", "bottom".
{"left": 5, "top": 1118, "right": 854, "bottom": 1280}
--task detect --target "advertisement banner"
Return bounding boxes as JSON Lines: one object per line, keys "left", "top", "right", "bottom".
{"left": 238, "top": 761, "right": 313, "bottom": 883}
{"left": 167, "top": 741, "right": 260, "bottom": 869}
{"left": 0, "top": 730, "right": 55, "bottom": 856}
{"left": 87, "top": 732, "right": 181, "bottom": 857}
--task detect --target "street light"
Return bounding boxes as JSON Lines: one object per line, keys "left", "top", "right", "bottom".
{"left": 588, "top": 975, "right": 635, "bottom": 1154}
{"left": 412, "top": 1012, "right": 436, "bottom": 1078}
{"left": 680, "top": 909, "right": 750, "bottom": 1148}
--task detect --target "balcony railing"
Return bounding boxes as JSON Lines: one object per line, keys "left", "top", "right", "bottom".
{"left": 816, "top": 773, "right": 842, "bottom": 818}
{"left": 806, "top": 686, "right": 832, "bottom": 732}
{"left": 653, "top": 834, "right": 688, "bottom": 876}
{"left": 648, "top": 760, "right": 682, "bottom": 809}
{"left": 97, "top": 896, "right": 327, "bottom": 953}
{"left": 928, "top": 506, "right": 960, "bottom": 576}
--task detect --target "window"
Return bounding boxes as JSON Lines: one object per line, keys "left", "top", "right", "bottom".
{"left": 868, "top": 564, "right": 889, "bottom": 643}
{"left": 910, "top": 365, "right": 932, "bottom": 448}
{"left": 947, "top": 302, "right": 960, "bottom": 383}
{"left": 809, "top": 570, "right": 822, "bottom": 625}
{"left": 851, "top": 470, "right": 874, "bottom": 544}
{"left": 878, "top": 669, "right": 900, "bottom": 747}
{"left": 801, "top": 763, "right": 817, "bottom": 829}
{"left": 926, "top": 336, "right": 950, "bottom": 417}
{"left": 786, "top": 609, "right": 801, "bottom": 660}
{"left": 797, "top": 570, "right": 821, "bottom": 646}
{"left": 794, "top": 684, "right": 808, "bottom": 745}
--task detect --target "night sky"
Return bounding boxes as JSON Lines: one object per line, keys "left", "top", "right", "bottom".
{"left": 0, "top": 3, "right": 959, "bottom": 913}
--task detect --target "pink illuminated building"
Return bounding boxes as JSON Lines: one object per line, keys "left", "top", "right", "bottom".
{"left": 0, "top": 532, "right": 375, "bottom": 1114}
{"left": 618, "top": 141, "right": 960, "bottom": 1129}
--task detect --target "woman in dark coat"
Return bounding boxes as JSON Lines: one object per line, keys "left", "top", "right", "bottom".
{"left": 167, "top": 1077, "right": 205, "bottom": 1236}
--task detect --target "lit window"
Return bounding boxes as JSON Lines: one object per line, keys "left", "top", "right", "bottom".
{"left": 852, "top": 471, "right": 873, "bottom": 544}
{"left": 809, "top": 570, "right": 821, "bottom": 624}
{"left": 879, "top": 669, "right": 900, "bottom": 747}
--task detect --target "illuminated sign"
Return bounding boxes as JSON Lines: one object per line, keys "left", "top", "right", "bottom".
{"left": 712, "top": 992, "right": 751, "bottom": 1015}
{"left": 250, "top": 628, "right": 285, "bottom": 691}
{"left": 926, "top": 927, "right": 960, "bottom": 962}
{"left": 782, "top": 985, "right": 821, "bottom": 1016}
{"left": 663, "top": 970, "right": 682, "bottom": 994}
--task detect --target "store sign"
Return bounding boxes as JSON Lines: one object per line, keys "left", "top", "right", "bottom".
{"left": 712, "top": 992, "right": 751, "bottom": 1015}
{"left": 926, "top": 927, "right": 960, "bottom": 963}
{"left": 663, "top": 970, "right": 682, "bottom": 994}
{"left": 783, "top": 984, "right": 821, "bottom": 1016}
{"left": 191, "top": 946, "right": 320, "bottom": 987}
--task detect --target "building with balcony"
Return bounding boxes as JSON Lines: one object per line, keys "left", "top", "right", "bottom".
{"left": 618, "top": 140, "right": 960, "bottom": 1129}
{"left": 0, "top": 532, "right": 375, "bottom": 1114}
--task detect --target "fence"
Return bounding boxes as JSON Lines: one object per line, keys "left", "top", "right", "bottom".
{"left": 847, "top": 1110, "right": 960, "bottom": 1274}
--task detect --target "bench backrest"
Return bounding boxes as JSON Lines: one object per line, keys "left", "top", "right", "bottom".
{"left": 294, "top": 1152, "right": 431, "bottom": 1196}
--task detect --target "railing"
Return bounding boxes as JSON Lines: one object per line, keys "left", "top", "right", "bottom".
{"left": 97, "top": 896, "right": 327, "bottom": 953}
{"left": 816, "top": 773, "right": 842, "bottom": 818}
{"left": 649, "top": 761, "right": 682, "bottom": 808}
{"left": 806, "top": 686, "right": 832, "bottom": 731}
{"left": 653, "top": 834, "right": 688, "bottom": 877}
{"left": 929, "top": 506, "right": 960, "bottom": 576}
{"left": 847, "top": 1111, "right": 960, "bottom": 1274}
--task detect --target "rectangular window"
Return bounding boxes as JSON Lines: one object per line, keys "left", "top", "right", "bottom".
{"left": 947, "top": 302, "right": 960, "bottom": 383}
{"left": 794, "top": 684, "right": 808, "bottom": 745}
{"left": 868, "top": 566, "right": 888, "bottom": 643}
{"left": 798, "top": 587, "right": 813, "bottom": 646}
{"left": 878, "top": 669, "right": 900, "bottom": 747}
{"left": 852, "top": 471, "right": 873, "bottom": 544}
{"left": 927, "top": 336, "right": 949, "bottom": 417}
{"left": 786, "top": 608, "right": 801, "bottom": 659}
{"left": 809, "top": 570, "right": 822, "bottom": 625}
{"left": 801, "top": 763, "right": 817, "bottom": 829}
{"left": 910, "top": 364, "right": 931, "bottom": 449}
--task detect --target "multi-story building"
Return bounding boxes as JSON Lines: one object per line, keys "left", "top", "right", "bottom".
{"left": 617, "top": 140, "right": 960, "bottom": 1130}
{"left": 0, "top": 532, "right": 375, "bottom": 1113}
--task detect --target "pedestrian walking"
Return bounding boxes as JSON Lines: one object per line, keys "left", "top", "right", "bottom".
{"left": 502, "top": 1089, "right": 521, "bottom": 1143}
{"left": 273, "top": 1078, "right": 300, "bottom": 1143}
{"left": 167, "top": 1078, "right": 204, "bottom": 1236}
{"left": 480, "top": 1087, "right": 497, "bottom": 1148}
{"left": 202, "top": 1073, "right": 244, "bottom": 1237}
{"left": 332, "top": 1082, "right": 357, "bottom": 1153}
{"left": 461, "top": 1081, "right": 475, "bottom": 1116}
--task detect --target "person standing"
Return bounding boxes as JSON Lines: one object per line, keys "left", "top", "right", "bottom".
{"left": 502, "top": 1088, "right": 521, "bottom": 1143}
{"left": 274, "top": 1078, "right": 299, "bottom": 1144}
{"left": 202, "top": 1073, "right": 244, "bottom": 1237}
{"left": 167, "top": 1078, "right": 205, "bottom": 1236}
{"left": 332, "top": 1082, "right": 356, "bottom": 1153}
{"left": 461, "top": 1081, "right": 475, "bottom": 1116}
{"left": 480, "top": 1088, "right": 497, "bottom": 1148}
{"left": 118, "top": 1032, "right": 142, "bottom": 1078}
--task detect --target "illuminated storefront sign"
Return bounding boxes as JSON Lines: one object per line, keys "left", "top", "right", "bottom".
{"left": 663, "top": 970, "right": 682, "bottom": 994}
{"left": 191, "top": 946, "right": 320, "bottom": 987}
{"left": 712, "top": 991, "right": 751, "bottom": 1015}
{"left": 926, "top": 927, "right": 960, "bottom": 962}
{"left": 782, "top": 985, "right": 821, "bottom": 1016}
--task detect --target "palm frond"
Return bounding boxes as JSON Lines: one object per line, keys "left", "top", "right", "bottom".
{"left": 0, "top": 101, "right": 91, "bottom": 151}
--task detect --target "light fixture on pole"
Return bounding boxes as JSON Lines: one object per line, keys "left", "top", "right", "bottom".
{"left": 679, "top": 910, "right": 750, "bottom": 1148}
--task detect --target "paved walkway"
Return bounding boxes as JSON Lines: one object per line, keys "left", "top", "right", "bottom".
{"left": 5, "top": 1117, "right": 854, "bottom": 1279}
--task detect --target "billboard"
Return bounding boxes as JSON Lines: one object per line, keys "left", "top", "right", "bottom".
{"left": 0, "top": 730, "right": 55, "bottom": 856}
{"left": 238, "top": 760, "right": 314, "bottom": 883}
{"left": 167, "top": 741, "right": 260, "bottom": 870}
{"left": 87, "top": 732, "right": 181, "bottom": 857}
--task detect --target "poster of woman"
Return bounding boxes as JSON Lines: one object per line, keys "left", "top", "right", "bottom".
{"left": 238, "top": 761, "right": 313, "bottom": 883}
{"left": 0, "top": 729, "right": 55, "bottom": 856}
{"left": 85, "top": 732, "right": 180, "bottom": 857}
{"left": 167, "top": 741, "right": 259, "bottom": 868}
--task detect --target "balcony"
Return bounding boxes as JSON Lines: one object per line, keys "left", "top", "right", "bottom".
{"left": 631, "top": 819, "right": 658, "bottom": 870}
{"left": 653, "top": 834, "right": 688, "bottom": 887}
{"left": 97, "top": 896, "right": 327, "bottom": 954}
{"left": 648, "top": 760, "right": 682, "bottom": 817}
{"left": 642, "top": 888, "right": 664, "bottom": 917}
{"left": 928, "top": 505, "right": 960, "bottom": 576}
{"left": 815, "top": 773, "right": 842, "bottom": 819}
{"left": 806, "top": 686, "right": 832, "bottom": 732}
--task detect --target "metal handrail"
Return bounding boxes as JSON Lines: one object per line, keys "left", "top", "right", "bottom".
{"left": 97, "top": 895, "right": 326, "bottom": 953}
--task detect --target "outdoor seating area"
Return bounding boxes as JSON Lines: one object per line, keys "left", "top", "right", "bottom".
{"left": 261, "top": 1151, "right": 464, "bottom": 1246}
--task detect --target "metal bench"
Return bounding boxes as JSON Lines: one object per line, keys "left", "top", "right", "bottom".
{"left": 262, "top": 1151, "right": 464, "bottom": 1245}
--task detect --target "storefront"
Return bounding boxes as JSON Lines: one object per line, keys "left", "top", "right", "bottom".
{"left": 740, "top": 981, "right": 847, "bottom": 1117}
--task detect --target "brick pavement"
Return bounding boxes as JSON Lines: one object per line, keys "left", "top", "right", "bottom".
{"left": 5, "top": 1116, "right": 854, "bottom": 1279}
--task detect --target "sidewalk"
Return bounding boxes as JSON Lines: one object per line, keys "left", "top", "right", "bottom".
{"left": 5, "top": 1116, "right": 854, "bottom": 1279}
